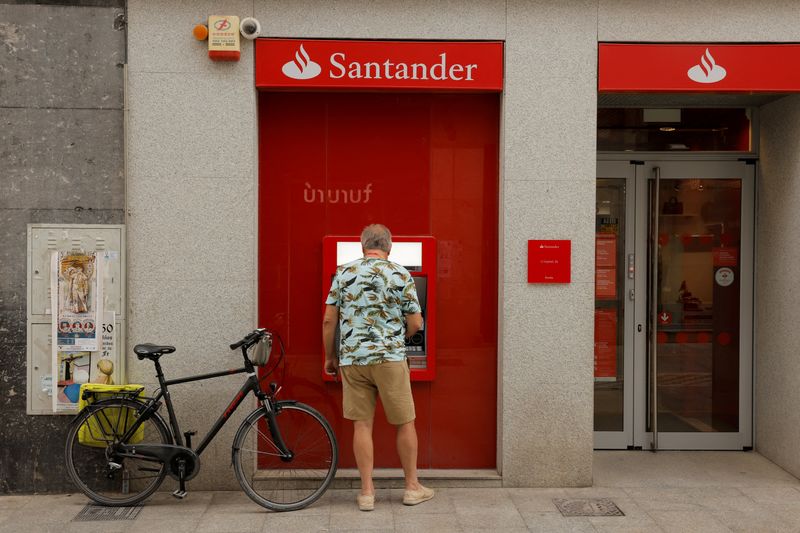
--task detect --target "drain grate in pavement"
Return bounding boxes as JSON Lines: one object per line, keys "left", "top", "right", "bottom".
{"left": 553, "top": 498, "right": 624, "bottom": 517}
{"left": 73, "top": 504, "right": 142, "bottom": 522}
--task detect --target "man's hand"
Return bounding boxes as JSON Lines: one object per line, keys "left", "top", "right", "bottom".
{"left": 405, "top": 312, "right": 423, "bottom": 337}
{"left": 324, "top": 357, "right": 339, "bottom": 377}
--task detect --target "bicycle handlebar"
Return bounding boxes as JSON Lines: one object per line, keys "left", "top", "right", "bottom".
{"left": 230, "top": 328, "right": 267, "bottom": 351}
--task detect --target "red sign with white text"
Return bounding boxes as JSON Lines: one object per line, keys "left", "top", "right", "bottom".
{"left": 600, "top": 44, "right": 800, "bottom": 92}
{"left": 528, "top": 240, "right": 571, "bottom": 283}
{"left": 255, "top": 39, "right": 504, "bottom": 91}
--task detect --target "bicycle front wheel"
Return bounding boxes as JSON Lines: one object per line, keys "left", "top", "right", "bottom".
{"left": 233, "top": 402, "right": 338, "bottom": 512}
{"left": 65, "top": 399, "right": 172, "bottom": 506}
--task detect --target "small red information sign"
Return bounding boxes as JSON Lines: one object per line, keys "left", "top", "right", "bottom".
{"left": 528, "top": 240, "right": 571, "bottom": 283}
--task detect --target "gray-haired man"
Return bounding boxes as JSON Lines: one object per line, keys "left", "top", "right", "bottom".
{"left": 322, "top": 224, "right": 434, "bottom": 511}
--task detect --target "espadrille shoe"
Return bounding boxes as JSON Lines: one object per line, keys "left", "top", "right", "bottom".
{"left": 356, "top": 493, "right": 375, "bottom": 511}
{"left": 402, "top": 485, "right": 434, "bottom": 506}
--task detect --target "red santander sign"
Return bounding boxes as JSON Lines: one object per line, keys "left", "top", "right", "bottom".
{"left": 256, "top": 39, "right": 503, "bottom": 91}
{"left": 600, "top": 44, "right": 800, "bottom": 92}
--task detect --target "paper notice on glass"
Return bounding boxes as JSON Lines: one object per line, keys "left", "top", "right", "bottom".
{"left": 51, "top": 251, "right": 103, "bottom": 352}
{"left": 594, "top": 308, "right": 618, "bottom": 382}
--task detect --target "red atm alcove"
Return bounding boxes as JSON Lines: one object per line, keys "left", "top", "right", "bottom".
{"left": 258, "top": 91, "right": 499, "bottom": 469}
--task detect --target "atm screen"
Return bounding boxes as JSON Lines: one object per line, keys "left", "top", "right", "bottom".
{"left": 336, "top": 241, "right": 423, "bottom": 270}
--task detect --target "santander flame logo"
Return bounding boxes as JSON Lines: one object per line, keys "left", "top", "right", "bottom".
{"left": 687, "top": 48, "right": 727, "bottom": 84}
{"left": 282, "top": 44, "right": 322, "bottom": 80}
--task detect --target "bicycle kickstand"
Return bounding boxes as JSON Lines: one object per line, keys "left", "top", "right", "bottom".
{"left": 172, "top": 459, "right": 188, "bottom": 500}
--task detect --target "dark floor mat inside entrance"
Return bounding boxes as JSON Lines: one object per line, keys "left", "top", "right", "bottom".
{"left": 73, "top": 504, "right": 142, "bottom": 521}
{"left": 553, "top": 498, "right": 624, "bottom": 517}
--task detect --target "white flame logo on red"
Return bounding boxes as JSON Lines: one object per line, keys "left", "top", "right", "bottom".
{"left": 282, "top": 44, "right": 322, "bottom": 80}
{"left": 687, "top": 48, "right": 727, "bottom": 84}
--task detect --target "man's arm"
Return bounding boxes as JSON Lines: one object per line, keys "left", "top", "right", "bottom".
{"left": 405, "top": 312, "right": 423, "bottom": 338}
{"left": 322, "top": 304, "right": 340, "bottom": 375}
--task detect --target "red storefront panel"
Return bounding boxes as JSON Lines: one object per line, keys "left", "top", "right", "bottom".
{"left": 258, "top": 92, "right": 499, "bottom": 468}
{"left": 255, "top": 39, "right": 504, "bottom": 91}
{"left": 600, "top": 44, "right": 800, "bottom": 92}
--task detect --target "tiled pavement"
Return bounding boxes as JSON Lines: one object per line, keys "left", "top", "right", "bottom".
{"left": 3, "top": 451, "right": 800, "bottom": 532}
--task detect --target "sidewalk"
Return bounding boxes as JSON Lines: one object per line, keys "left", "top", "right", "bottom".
{"left": 2, "top": 451, "right": 800, "bottom": 532}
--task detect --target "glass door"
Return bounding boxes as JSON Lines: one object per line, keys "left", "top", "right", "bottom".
{"left": 635, "top": 160, "right": 754, "bottom": 450}
{"left": 595, "top": 159, "right": 754, "bottom": 450}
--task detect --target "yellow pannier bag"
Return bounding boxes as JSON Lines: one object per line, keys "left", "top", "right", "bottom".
{"left": 77, "top": 384, "right": 146, "bottom": 447}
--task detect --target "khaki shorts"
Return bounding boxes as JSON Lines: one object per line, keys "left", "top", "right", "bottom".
{"left": 340, "top": 361, "right": 416, "bottom": 425}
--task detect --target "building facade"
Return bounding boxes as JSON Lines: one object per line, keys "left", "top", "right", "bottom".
{"left": 3, "top": 0, "right": 800, "bottom": 492}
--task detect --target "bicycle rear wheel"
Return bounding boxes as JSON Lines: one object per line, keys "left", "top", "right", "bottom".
{"left": 233, "top": 402, "right": 338, "bottom": 511}
{"left": 65, "top": 399, "right": 171, "bottom": 506}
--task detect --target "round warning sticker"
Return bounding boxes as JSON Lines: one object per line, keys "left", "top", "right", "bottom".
{"left": 715, "top": 267, "right": 734, "bottom": 287}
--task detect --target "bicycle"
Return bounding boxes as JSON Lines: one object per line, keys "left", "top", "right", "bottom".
{"left": 64, "top": 328, "right": 338, "bottom": 512}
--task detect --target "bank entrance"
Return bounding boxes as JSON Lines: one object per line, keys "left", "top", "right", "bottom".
{"left": 593, "top": 105, "right": 758, "bottom": 450}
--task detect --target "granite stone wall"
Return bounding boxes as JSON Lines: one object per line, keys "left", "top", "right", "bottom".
{"left": 756, "top": 95, "right": 800, "bottom": 477}
{"left": 0, "top": 1, "right": 125, "bottom": 492}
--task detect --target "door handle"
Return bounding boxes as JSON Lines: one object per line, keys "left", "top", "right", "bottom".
{"left": 638, "top": 324, "right": 642, "bottom": 333}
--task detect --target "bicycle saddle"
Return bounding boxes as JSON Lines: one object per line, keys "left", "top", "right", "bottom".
{"left": 134, "top": 343, "right": 176, "bottom": 359}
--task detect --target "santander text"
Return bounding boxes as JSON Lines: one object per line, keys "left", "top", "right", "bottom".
{"left": 329, "top": 52, "right": 477, "bottom": 81}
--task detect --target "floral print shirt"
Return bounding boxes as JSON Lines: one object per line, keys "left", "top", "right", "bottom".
{"left": 325, "top": 257, "right": 421, "bottom": 366}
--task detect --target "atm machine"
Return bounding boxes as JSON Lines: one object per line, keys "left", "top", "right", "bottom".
{"left": 322, "top": 235, "right": 436, "bottom": 381}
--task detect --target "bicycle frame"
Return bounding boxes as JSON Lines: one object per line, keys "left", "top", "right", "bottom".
{"left": 116, "top": 349, "right": 290, "bottom": 458}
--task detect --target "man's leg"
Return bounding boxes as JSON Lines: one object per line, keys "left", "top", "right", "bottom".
{"left": 353, "top": 418, "right": 375, "bottom": 496}
{"left": 396, "top": 420, "right": 423, "bottom": 491}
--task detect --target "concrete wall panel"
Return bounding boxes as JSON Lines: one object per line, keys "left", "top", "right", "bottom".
{"left": 503, "top": 180, "right": 596, "bottom": 284}
{"left": 501, "top": 0, "right": 597, "bottom": 486}
{"left": 0, "top": 4, "right": 124, "bottom": 109}
{"left": 127, "top": 0, "right": 254, "bottom": 75}
{"left": 0, "top": 3, "right": 125, "bottom": 493}
{"left": 127, "top": 177, "right": 255, "bottom": 281}
{"left": 501, "top": 381, "right": 593, "bottom": 486}
{"left": 254, "top": 0, "right": 506, "bottom": 40}
{"left": 599, "top": 0, "right": 800, "bottom": 42}
{"left": 503, "top": 283, "right": 595, "bottom": 385}
{"left": 0, "top": 108, "right": 123, "bottom": 210}
{"left": 126, "top": 72, "right": 255, "bottom": 179}
{"left": 127, "top": 0, "right": 259, "bottom": 490}
{"left": 755, "top": 95, "right": 800, "bottom": 478}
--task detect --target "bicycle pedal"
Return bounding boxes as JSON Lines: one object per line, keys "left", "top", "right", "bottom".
{"left": 172, "top": 489, "right": 188, "bottom": 499}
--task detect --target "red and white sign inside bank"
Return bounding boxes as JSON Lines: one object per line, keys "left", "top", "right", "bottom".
{"left": 256, "top": 39, "right": 503, "bottom": 469}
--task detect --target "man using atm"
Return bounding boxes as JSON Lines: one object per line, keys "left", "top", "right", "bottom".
{"left": 322, "top": 224, "right": 434, "bottom": 511}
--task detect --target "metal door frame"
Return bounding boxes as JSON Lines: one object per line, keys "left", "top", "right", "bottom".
{"left": 594, "top": 161, "right": 637, "bottom": 449}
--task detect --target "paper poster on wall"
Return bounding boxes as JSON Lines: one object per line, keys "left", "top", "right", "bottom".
{"left": 52, "top": 311, "right": 117, "bottom": 413}
{"left": 594, "top": 308, "right": 618, "bottom": 382}
{"left": 51, "top": 251, "right": 103, "bottom": 352}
